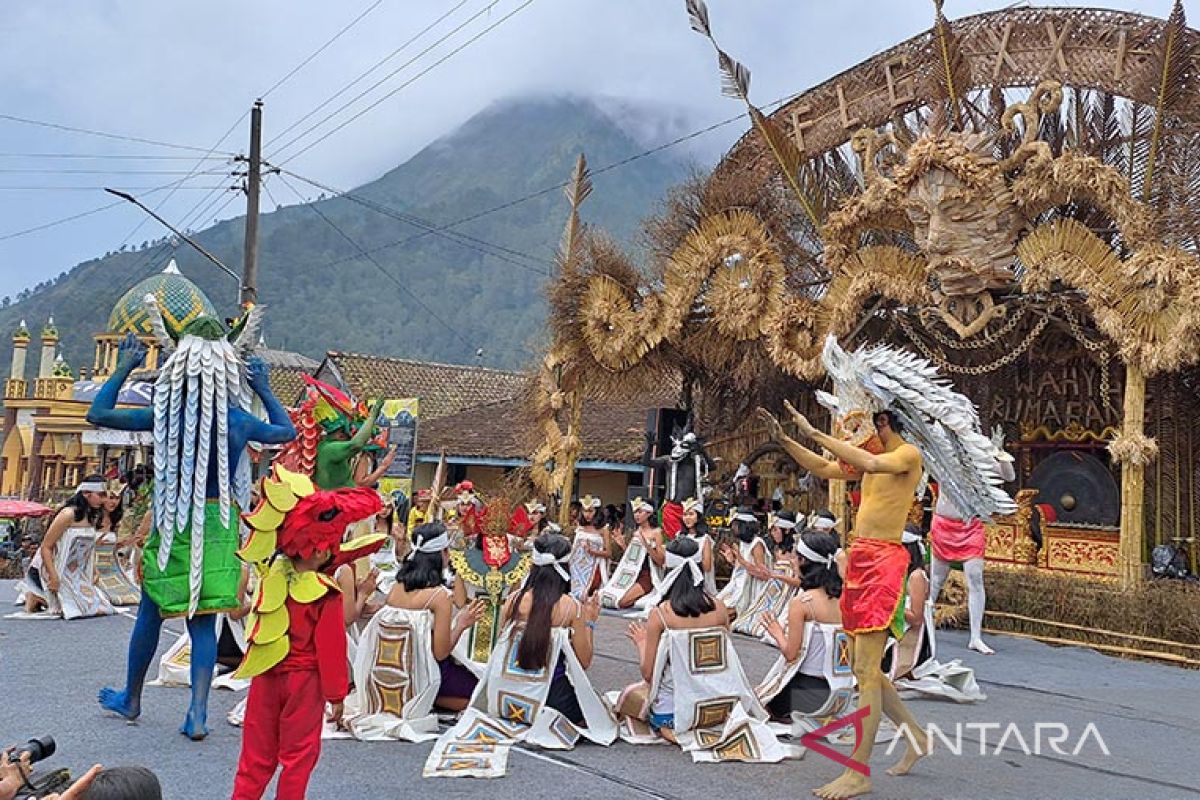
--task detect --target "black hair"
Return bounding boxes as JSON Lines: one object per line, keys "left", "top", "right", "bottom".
{"left": 579, "top": 504, "right": 605, "bottom": 529}
{"left": 568, "top": 500, "right": 583, "bottom": 519}
{"left": 397, "top": 522, "right": 447, "bottom": 591}
{"left": 875, "top": 409, "right": 904, "bottom": 435}
{"left": 98, "top": 492, "right": 124, "bottom": 533}
{"left": 769, "top": 510, "right": 797, "bottom": 554}
{"left": 61, "top": 473, "right": 104, "bottom": 526}
{"left": 903, "top": 523, "right": 926, "bottom": 576}
{"left": 83, "top": 766, "right": 162, "bottom": 800}
{"left": 507, "top": 532, "right": 572, "bottom": 671}
{"left": 662, "top": 537, "right": 715, "bottom": 618}
{"left": 797, "top": 530, "right": 843, "bottom": 597}
{"left": 734, "top": 512, "right": 760, "bottom": 544}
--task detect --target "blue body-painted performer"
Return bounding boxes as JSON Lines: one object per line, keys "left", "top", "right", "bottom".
{"left": 87, "top": 299, "right": 295, "bottom": 740}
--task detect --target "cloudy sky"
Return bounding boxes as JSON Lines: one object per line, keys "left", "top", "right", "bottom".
{"left": 0, "top": 0, "right": 1177, "bottom": 294}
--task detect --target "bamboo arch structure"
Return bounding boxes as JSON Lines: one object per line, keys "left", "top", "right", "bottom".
{"left": 533, "top": 2, "right": 1200, "bottom": 588}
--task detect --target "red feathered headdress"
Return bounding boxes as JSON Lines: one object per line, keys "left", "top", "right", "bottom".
{"left": 277, "top": 486, "right": 382, "bottom": 561}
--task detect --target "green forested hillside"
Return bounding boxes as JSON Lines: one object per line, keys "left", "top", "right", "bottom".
{"left": 0, "top": 97, "right": 688, "bottom": 376}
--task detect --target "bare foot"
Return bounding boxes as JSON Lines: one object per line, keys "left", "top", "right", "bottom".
{"left": 813, "top": 769, "right": 872, "bottom": 799}
{"left": 887, "top": 729, "right": 931, "bottom": 776}
{"left": 968, "top": 638, "right": 995, "bottom": 655}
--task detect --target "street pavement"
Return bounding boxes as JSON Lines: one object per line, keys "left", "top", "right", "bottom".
{"left": 1, "top": 578, "right": 1197, "bottom": 800}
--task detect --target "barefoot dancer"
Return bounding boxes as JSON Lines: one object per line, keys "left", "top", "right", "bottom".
{"left": 87, "top": 307, "right": 295, "bottom": 740}
{"left": 759, "top": 336, "right": 1013, "bottom": 798}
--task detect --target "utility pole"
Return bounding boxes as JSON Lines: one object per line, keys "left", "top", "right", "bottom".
{"left": 241, "top": 99, "right": 263, "bottom": 307}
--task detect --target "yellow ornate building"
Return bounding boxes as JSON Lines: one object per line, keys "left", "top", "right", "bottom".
{"left": 0, "top": 259, "right": 216, "bottom": 500}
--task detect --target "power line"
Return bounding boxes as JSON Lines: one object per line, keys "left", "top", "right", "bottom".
{"left": 279, "top": 168, "right": 551, "bottom": 275}
{"left": 0, "top": 153, "right": 228, "bottom": 160}
{"left": 0, "top": 168, "right": 235, "bottom": 175}
{"left": 269, "top": 176, "right": 479, "bottom": 353}
{"left": 0, "top": 186, "right": 236, "bottom": 191}
{"left": 288, "top": 95, "right": 790, "bottom": 272}
{"left": 259, "top": 0, "right": 385, "bottom": 99}
{"left": 0, "top": 112, "right": 239, "bottom": 155}
{"left": 264, "top": 0, "right": 473, "bottom": 151}
{"left": 273, "top": 0, "right": 534, "bottom": 166}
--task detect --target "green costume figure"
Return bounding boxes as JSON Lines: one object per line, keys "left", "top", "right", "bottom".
{"left": 277, "top": 376, "right": 386, "bottom": 490}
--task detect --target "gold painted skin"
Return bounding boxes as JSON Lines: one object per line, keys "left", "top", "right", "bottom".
{"left": 757, "top": 401, "right": 929, "bottom": 799}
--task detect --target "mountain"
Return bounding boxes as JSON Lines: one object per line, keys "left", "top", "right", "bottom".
{"left": 0, "top": 96, "right": 691, "bottom": 378}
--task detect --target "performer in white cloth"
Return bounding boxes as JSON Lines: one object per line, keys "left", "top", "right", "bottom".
{"left": 568, "top": 495, "right": 610, "bottom": 599}
{"left": 346, "top": 522, "right": 486, "bottom": 741}
{"left": 94, "top": 482, "right": 140, "bottom": 607}
{"left": 616, "top": 537, "right": 795, "bottom": 762}
{"left": 717, "top": 508, "right": 772, "bottom": 622}
{"left": 678, "top": 498, "right": 716, "bottom": 595}
{"left": 755, "top": 528, "right": 845, "bottom": 724}
{"left": 599, "top": 497, "right": 665, "bottom": 609}
{"left": 22, "top": 478, "right": 113, "bottom": 619}
{"left": 425, "top": 532, "right": 617, "bottom": 778}
{"left": 733, "top": 510, "right": 802, "bottom": 639}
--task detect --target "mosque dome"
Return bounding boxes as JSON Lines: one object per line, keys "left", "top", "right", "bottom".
{"left": 107, "top": 259, "right": 218, "bottom": 336}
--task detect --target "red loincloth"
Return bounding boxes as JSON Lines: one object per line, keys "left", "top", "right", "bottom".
{"left": 840, "top": 537, "right": 908, "bottom": 637}
{"left": 660, "top": 500, "right": 683, "bottom": 539}
{"left": 930, "top": 513, "right": 986, "bottom": 562}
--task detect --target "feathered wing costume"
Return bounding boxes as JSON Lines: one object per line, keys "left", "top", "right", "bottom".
{"left": 147, "top": 300, "right": 262, "bottom": 617}
{"left": 816, "top": 335, "right": 1014, "bottom": 521}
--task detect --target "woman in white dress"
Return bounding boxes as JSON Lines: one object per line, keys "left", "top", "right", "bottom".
{"left": 732, "top": 510, "right": 802, "bottom": 638}
{"left": 23, "top": 476, "right": 113, "bottom": 619}
{"left": 569, "top": 495, "right": 611, "bottom": 599}
{"left": 678, "top": 498, "right": 716, "bottom": 595}
{"left": 717, "top": 508, "right": 771, "bottom": 623}
{"left": 94, "top": 483, "right": 140, "bottom": 607}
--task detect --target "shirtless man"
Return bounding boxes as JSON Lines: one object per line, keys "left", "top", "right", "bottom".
{"left": 607, "top": 498, "right": 666, "bottom": 609}
{"left": 758, "top": 400, "right": 928, "bottom": 799}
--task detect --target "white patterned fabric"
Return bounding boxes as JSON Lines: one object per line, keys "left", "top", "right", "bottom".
{"left": 732, "top": 557, "right": 797, "bottom": 640}
{"left": 756, "top": 622, "right": 858, "bottom": 739}
{"left": 598, "top": 533, "right": 663, "bottom": 609}
{"left": 717, "top": 539, "right": 771, "bottom": 620}
{"left": 613, "top": 623, "right": 797, "bottom": 762}
{"left": 425, "top": 620, "right": 617, "bottom": 778}
{"left": 94, "top": 532, "right": 140, "bottom": 606}
{"left": 568, "top": 529, "right": 608, "bottom": 600}
{"left": 26, "top": 526, "right": 114, "bottom": 620}
{"left": 345, "top": 605, "right": 442, "bottom": 742}
{"left": 685, "top": 533, "right": 717, "bottom": 594}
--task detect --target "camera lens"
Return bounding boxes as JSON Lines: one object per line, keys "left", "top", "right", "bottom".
{"left": 14, "top": 736, "right": 55, "bottom": 765}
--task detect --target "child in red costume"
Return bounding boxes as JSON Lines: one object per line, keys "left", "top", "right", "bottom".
{"left": 230, "top": 469, "right": 385, "bottom": 800}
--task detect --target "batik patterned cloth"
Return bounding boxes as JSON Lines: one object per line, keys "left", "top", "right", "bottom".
{"left": 142, "top": 500, "right": 241, "bottom": 618}
{"left": 568, "top": 529, "right": 608, "bottom": 600}
{"left": 930, "top": 513, "right": 987, "bottom": 562}
{"left": 94, "top": 534, "right": 140, "bottom": 606}
{"left": 28, "top": 526, "right": 115, "bottom": 620}
{"left": 425, "top": 621, "right": 617, "bottom": 778}
{"left": 840, "top": 537, "right": 908, "bottom": 637}
{"left": 732, "top": 558, "right": 797, "bottom": 639}
{"left": 598, "top": 533, "right": 663, "bottom": 610}
{"left": 611, "top": 622, "right": 797, "bottom": 763}
{"left": 345, "top": 604, "right": 443, "bottom": 742}
{"left": 716, "top": 539, "right": 772, "bottom": 620}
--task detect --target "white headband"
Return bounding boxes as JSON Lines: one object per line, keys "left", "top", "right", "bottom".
{"left": 771, "top": 516, "right": 797, "bottom": 530}
{"left": 407, "top": 531, "right": 450, "bottom": 561}
{"left": 809, "top": 515, "right": 838, "bottom": 532}
{"left": 77, "top": 481, "right": 106, "bottom": 493}
{"left": 732, "top": 511, "right": 757, "bottom": 523}
{"left": 662, "top": 550, "right": 705, "bottom": 591}
{"left": 796, "top": 537, "right": 838, "bottom": 567}
{"left": 531, "top": 549, "right": 570, "bottom": 582}
{"left": 580, "top": 496, "right": 602, "bottom": 509}
{"left": 526, "top": 501, "right": 547, "bottom": 514}
{"left": 631, "top": 499, "right": 654, "bottom": 514}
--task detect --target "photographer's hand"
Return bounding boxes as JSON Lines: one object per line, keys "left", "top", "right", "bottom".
{"left": 0, "top": 751, "right": 32, "bottom": 800}
{"left": 43, "top": 764, "right": 102, "bottom": 799}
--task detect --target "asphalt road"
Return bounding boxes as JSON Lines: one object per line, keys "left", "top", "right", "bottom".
{"left": 2, "top": 579, "right": 1197, "bottom": 800}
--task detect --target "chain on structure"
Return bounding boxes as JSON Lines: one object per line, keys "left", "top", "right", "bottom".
{"left": 921, "top": 304, "right": 1028, "bottom": 350}
{"left": 897, "top": 311, "right": 1051, "bottom": 375}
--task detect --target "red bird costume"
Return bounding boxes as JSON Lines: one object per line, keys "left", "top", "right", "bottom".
{"left": 231, "top": 467, "right": 385, "bottom": 800}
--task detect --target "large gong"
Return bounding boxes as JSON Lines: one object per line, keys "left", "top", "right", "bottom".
{"left": 1028, "top": 452, "right": 1120, "bottom": 526}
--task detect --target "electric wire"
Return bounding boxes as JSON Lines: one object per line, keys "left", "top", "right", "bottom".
{"left": 269, "top": 176, "right": 481, "bottom": 353}
{"left": 259, "top": 0, "right": 385, "bottom": 100}
{"left": 271, "top": 0, "right": 533, "bottom": 166}
{"left": 0, "top": 112, "right": 239, "bottom": 155}
{"left": 264, "top": 0, "right": 472, "bottom": 150}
